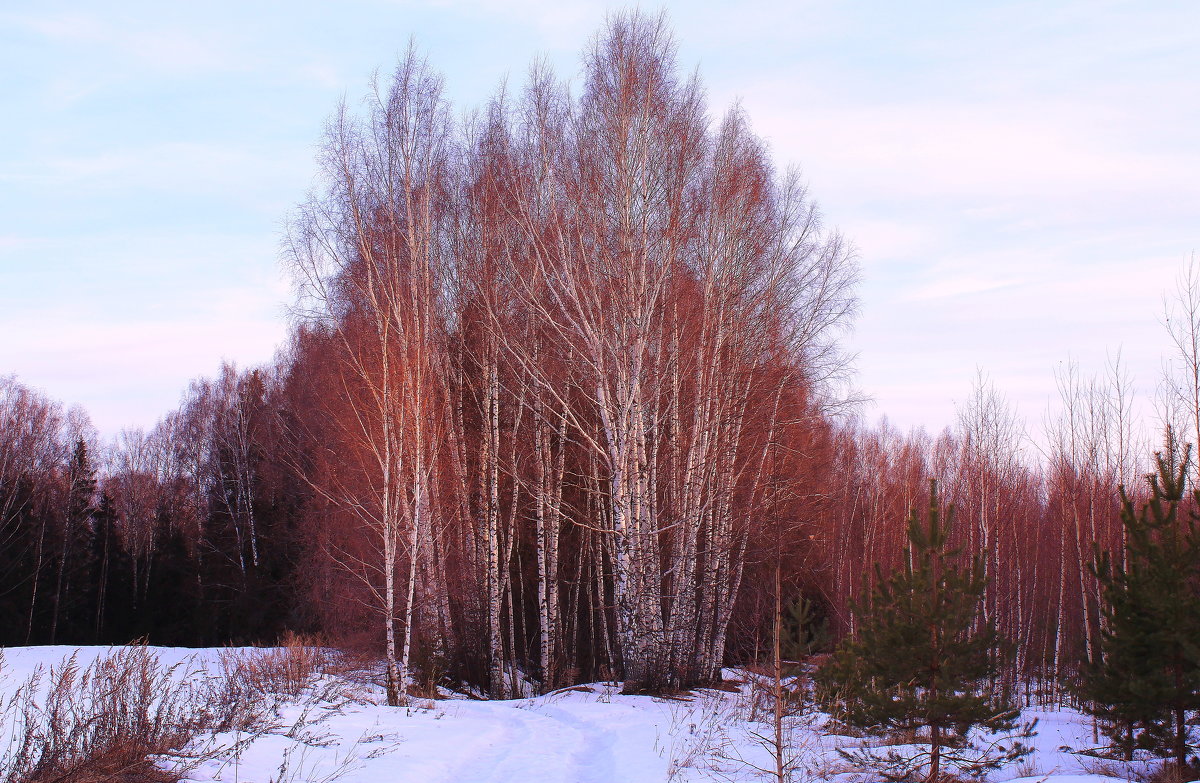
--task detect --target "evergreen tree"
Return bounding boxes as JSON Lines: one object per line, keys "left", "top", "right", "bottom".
{"left": 138, "top": 509, "right": 200, "bottom": 645}
{"left": 51, "top": 439, "right": 97, "bottom": 642}
{"left": 90, "top": 491, "right": 135, "bottom": 643}
{"left": 1078, "top": 447, "right": 1200, "bottom": 770}
{"left": 781, "top": 594, "right": 831, "bottom": 663}
{"left": 816, "top": 480, "right": 1033, "bottom": 783}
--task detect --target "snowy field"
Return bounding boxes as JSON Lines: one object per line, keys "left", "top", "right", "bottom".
{"left": 0, "top": 645, "right": 1152, "bottom": 783}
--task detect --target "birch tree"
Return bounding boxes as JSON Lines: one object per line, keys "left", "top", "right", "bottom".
{"left": 287, "top": 47, "right": 453, "bottom": 706}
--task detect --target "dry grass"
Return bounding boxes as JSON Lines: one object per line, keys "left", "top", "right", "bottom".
{"left": 662, "top": 690, "right": 737, "bottom": 782}
{"left": 0, "top": 646, "right": 222, "bottom": 783}
{"left": 218, "top": 633, "right": 334, "bottom": 701}
{"left": 1011, "top": 755, "right": 1046, "bottom": 779}
{"left": 1076, "top": 754, "right": 1200, "bottom": 783}
{"left": 0, "top": 638, "right": 360, "bottom": 783}
{"left": 1145, "top": 761, "right": 1200, "bottom": 783}
{"left": 212, "top": 632, "right": 340, "bottom": 730}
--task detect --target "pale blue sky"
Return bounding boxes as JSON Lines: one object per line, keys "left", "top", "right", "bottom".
{"left": 1, "top": 1, "right": 1197, "bottom": 439}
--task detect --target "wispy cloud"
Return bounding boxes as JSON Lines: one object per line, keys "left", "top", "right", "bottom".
{"left": 7, "top": 10, "right": 239, "bottom": 74}
{"left": 907, "top": 276, "right": 1025, "bottom": 302}
{"left": 746, "top": 93, "right": 1198, "bottom": 218}
{"left": 1, "top": 142, "right": 308, "bottom": 218}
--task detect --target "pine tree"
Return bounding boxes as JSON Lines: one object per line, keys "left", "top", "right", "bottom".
{"left": 816, "top": 480, "right": 1033, "bottom": 783}
{"left": 1078, "top": 446, "right": 1200, "bottom": 771}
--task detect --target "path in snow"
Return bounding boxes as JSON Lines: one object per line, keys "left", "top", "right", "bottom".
{"left": 325, "top": 687, "right": 676, "bottom": 783}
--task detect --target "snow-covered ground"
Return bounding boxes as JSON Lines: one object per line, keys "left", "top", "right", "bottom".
{"left": 0, "top": 646, "right": 1151, "bottom": 783}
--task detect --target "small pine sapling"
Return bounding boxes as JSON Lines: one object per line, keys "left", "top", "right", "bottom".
{"left": 816, "top": 480, "right": 1035, "bottom": 783}
{"left": 782, "top": 595, "right": 832, "bottom": 665}
{"left": 1077, "top": 445, "right": 1200, "bottom": 773}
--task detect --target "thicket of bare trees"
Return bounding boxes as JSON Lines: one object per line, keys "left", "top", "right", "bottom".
{"left": 815, "top": 365, "right": 1145, "bottom": 694}
{"left": 284, "top": 13, "right": 856, "bottom": 699}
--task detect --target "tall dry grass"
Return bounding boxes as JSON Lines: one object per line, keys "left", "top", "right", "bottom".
{"left": 0, "top": 638, "right": 353, "bottom": 783}
{"left": 0, "top": 646, "right": 222, "bottom": 783}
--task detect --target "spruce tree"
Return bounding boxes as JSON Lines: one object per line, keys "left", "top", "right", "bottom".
{"left": 51, "top": 439, "right": 97, "bottom": 642}
{"left": 816, "top": 480, "right": 1033, "bottom": 783}
{"left": 90, "top": 491, "right": 135, "bottom": 643}
{"left": 1078, "top": 447, "right": 1200, "bottom": 771}
{"left": 139, "top": 510, "right": 200, "bottom": 645}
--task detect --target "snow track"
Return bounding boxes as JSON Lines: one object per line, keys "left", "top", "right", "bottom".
{"left": 284, "top": 686, "right": 674, "bottom": 783}
{"left": 534, "top": 703, "right": 619, "bottom": 783}
{"left": 438, "top": 703, "right": 605, "bottom": 783}
{"left": 370, "top": 689, "right": 677, "bottom": 783}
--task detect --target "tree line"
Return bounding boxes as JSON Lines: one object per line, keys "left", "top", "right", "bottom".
{"left": 0, "top": 368, "right": 307, "bottom": 648}
{"left": 1, "top": 14, "right": 1198, "bottom": 738}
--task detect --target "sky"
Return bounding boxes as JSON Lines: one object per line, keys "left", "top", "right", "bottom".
{"left": 1, "top": 0, "right": 1197, "bottom": 441}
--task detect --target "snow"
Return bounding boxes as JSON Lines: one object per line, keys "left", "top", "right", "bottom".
{"left": 0, "top": 645, "right": 1157, "bottom": 783}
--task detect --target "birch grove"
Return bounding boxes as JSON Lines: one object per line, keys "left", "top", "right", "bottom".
{"left": 282, "top": 12, "right": 856, "bottom": 695}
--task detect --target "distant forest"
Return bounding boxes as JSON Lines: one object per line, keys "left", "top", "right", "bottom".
{"left": 2, "top": 13, "right": 1197, "bottom": 704}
